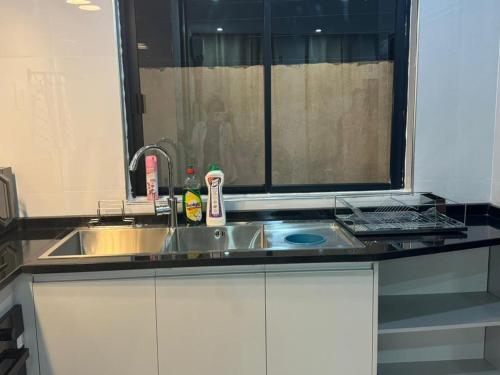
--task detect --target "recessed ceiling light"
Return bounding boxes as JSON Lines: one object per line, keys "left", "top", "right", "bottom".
{"left": 315, "top": 28, "right": 322, "bottom": 33}
{"left": 79, "top": 4, "right": 101, "bottom": 11}
{"left": 137, "top": 42, "right": 149, "bottom": 50}
{"left": 216, "top": 27, "right": 223, "bottom": 32}
{"left": 66, "top": 0, "right": 91, "bottom": 4}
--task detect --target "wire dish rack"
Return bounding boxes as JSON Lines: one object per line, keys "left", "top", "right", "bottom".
{"left": 334, "top": 193, "right": 467, "bottom": 236}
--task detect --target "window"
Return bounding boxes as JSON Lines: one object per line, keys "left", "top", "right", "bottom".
{"left": 119, "top": 0, "right": 411, "bottom": 196}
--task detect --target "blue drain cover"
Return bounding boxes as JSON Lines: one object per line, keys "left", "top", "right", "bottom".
{"left": 285, "top": 233, "right": 326, "bottom": 246}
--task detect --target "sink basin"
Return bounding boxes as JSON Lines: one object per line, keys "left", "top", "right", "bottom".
{"left": 40, "top": 226, "right": 173, "bottom": 259}
{"left": 165, "top": 225, "right": 264, "bottom": 252}
{"left": 264, "top": 222, "right": 365, "bottom": 250}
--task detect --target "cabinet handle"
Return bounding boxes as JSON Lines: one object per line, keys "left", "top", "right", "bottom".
{"left": 0, "top": 173, "right": 13, "bottom": 226}
{"left": 0, "top": 328, "right": 13, "bottom": 341}
{"left": 0, "top": 348, "right": 29, "bottom": 375}
{"left": 0, "top": 306, "right": 23, "bottom": 343}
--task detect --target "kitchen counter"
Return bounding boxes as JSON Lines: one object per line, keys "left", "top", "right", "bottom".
{"left": 1, "top": 204, "right": 500, "bottom": 291}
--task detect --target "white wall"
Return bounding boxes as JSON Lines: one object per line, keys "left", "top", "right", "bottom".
{"left": 492, "top": 44, "right": 500, "bottom": 206}
{"left": 413, "top": 0, "right": 500, "bottom": 203}
{"left": 1, "top": 0, "right": 500, "bottom": 217}
{"left": 0, "top": 0, "right": 126, "bottom": 217}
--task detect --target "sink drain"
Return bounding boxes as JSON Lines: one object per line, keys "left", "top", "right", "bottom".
{"left": 284, "top": 233, "right": 326, "bottom": 246}
{"left": 213, "top": 229, "right": 225, "bottom": 239}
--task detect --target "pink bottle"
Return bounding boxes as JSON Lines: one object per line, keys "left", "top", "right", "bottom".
{"left": 145, "top": 155, "right": 158, "bottom": 201}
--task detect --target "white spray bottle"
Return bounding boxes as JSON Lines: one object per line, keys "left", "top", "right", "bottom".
{"left": 205, "top": 164, "right": 226, "bottom": 226}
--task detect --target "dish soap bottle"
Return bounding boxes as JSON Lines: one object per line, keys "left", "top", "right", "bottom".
{"left": 205, "top": 164, "right": 226, "bottom": 226}
{"left": 182, "top": 164, "right": 202, "bottom": 225}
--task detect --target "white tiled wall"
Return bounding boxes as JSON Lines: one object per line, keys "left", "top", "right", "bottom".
{"left": 0, "top": 0, "right": 126, "bottom": 217}
{"left": 492, "top": 45, "right": 500, "bottom": 206}
{"left": 413, "top": 0, "right": 500, "bottom": 203}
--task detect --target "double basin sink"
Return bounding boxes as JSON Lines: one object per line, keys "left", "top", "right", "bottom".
{"left": 40, "top": 222, "right": 365, "bottom": 259}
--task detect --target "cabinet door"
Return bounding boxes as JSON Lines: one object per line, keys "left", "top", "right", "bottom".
{"left": 156, "top": 273, "right": 266, "bottom": 375}
{"left": 34, "top": 277, "right": 158, "bottom": 375}
{"left": 266, "top": 269, "right": 374, "bottom": 375}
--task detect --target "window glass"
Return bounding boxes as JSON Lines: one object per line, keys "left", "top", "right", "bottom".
{"left": 271, "top": 0, "right": 396, "bottom": 185}
{"left": 135, "top": 0, "right": 265, "bottom": 187}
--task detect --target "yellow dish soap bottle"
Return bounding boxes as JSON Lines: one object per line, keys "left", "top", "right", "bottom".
{"left": 182, "top": 164, "right": 202, "bottom": 225}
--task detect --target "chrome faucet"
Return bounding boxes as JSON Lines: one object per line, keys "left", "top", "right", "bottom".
{"left": 129, "top": 144, "right": 177, "bottom": 228}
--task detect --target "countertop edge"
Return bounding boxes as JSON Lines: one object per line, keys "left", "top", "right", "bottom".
{"left": 16, "top": 235, "right": 500, "bottom": 276}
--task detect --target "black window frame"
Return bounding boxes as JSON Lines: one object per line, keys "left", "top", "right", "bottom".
{"left": 118, "top": 0, "right": 411, "bottom": 197}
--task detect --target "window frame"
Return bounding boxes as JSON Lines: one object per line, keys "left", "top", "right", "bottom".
{"left": 118, "top": 0, "right": 412, "bottom": 197}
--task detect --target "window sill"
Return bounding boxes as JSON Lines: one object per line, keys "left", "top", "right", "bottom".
{"left": 126, "top": 189, "right": 407, "bottom": 214}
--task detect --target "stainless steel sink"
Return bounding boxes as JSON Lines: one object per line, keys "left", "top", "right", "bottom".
{"left": 39, "top": 226, "right": 173, "bottom": 259}
{"left": 39, "top": 221, "right": 363, "bottom": 259}
{"left": 165, "top": 224, "right": 265, "bottom": 252}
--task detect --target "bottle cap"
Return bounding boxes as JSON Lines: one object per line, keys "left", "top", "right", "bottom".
{"left": 208, "top": 164, "right": 220, "bottom": 172}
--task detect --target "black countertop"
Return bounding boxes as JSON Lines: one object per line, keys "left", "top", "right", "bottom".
{"left": 1, "top": 204, "right": 500, "bottom": 291}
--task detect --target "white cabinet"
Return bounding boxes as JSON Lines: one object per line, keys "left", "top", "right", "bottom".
{"left": 33, "top": 276, "right": 158, "bottom": 375}
{"left": 156, "top": 272, "right": 266, "bottom": 375}
{"left": 32, "top": 266, "right": 376, "bottom": 375}
{"left": 266, "top": 269, "right": 375, "bottom": 375}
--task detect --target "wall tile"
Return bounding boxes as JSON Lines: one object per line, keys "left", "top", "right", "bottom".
{"left": 415, "top": 178, "right": 493, "bottom": 204}
{"left": 51, "top": 56, "right": 125, "bottom": 192}
{"left": 0, "top": 56, "right": 65, "bottom": 196}
{"left": 18, "top": 192, "right": 67, "bottom": 217}
{"left": 414, "top": 0, "right": 500, "bottom": 203}
{"left": 0, "top": 0, "right": 126, "bottom": 217}
{"left": 48, "top": 0, "right": 118, "bottom": 58}
{"left": 63, "top": 190, "right": 126, "bottom": 216}
{"left": 491, "top": 41, "right": 500, "bottom": 205}
{"left": 0, "top": 0, "right": 52, "bottom": 58}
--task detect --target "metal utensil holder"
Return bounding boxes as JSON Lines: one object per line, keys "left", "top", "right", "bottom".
{"left": 89, "top": 200, "right": 135, "bottom": 226}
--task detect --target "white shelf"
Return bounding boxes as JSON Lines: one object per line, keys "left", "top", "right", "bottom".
{"left": 378, "top": 359, "right": 500, "bottom": 375}
{"left": 379, "top": 292, "right": 500, "bottom": 334}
